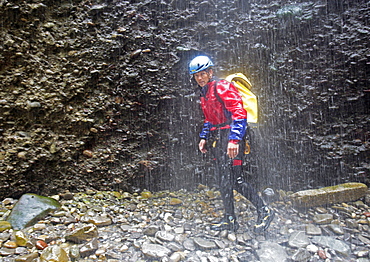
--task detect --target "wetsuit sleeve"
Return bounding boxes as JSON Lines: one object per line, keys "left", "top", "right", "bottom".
{"left": 229, "top": 119, "right": 247, "bottom": 141}
{"left": 199, "top": 122, "right": 212, "bottom": 140}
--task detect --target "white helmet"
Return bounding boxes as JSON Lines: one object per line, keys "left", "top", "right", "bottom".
{"left": 189, "top": 56, "right": 214, "bottom": 75}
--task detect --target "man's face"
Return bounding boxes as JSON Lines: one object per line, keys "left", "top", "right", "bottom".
{"left": 193, "top": 69, "right": 213, "bottom": 87}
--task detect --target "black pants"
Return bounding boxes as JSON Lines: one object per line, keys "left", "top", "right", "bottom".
{"left": 209, "top": 129, "right": 264, "bottom": 217}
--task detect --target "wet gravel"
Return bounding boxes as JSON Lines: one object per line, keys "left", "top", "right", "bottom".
{"left": 1, "top": 186, "right": 370, "bottom": 261}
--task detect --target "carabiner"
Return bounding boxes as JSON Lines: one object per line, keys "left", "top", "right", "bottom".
{"left": 244, "top": 140, "right": 251, "bottom": 154}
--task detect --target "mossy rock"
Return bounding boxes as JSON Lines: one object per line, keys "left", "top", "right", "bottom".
{"left": 290, "top": 182, "right": 368, "bottom": 208}
{"left": 65, "top": 224, "right": 98, "bottom": 243}
{"left": 169, "top": 198, "right": 182, "bottom": 206}
{"left": 40, "top": 245, "right": 69, "bottom": 262}
{"left": 0, "top": 221, "right": 12, "bottom": 232}
{"left": 6, "top": 193, "right": 60, "bottom": 230}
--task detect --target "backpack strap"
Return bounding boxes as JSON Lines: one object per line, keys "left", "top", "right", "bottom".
{"left": 212, "top": 80, "right": 224, "bottom": 106}
{"left": 212, "top": 80, "right": 233, "bottom": 127}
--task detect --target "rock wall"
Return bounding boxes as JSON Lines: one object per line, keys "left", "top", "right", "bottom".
{"left": 0, "top": 0, "right": 180, "bottom": 197}
{"left": 0, "top": 0, "right": 369, "bottom": 198}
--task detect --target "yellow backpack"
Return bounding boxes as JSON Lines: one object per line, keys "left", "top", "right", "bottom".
{"left": 225, "top": 73, "right": 258, "bottom": 125}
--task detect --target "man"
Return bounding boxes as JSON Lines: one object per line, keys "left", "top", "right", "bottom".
{"left": 189, "top": 55, "right": 274, "bottom": 233}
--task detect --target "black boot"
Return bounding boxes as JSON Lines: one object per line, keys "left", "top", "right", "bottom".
{"left": 254, "top": 206, "right": 275, "bottom": 233}
{"left": 210, "top": 214, "right": 239, "bottom": 231}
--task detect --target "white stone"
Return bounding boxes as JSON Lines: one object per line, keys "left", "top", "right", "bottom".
{"left": 174, "top": 226, "right": 184, "bottom": 234}
{"left": 227, "top": 233, "right": 236, "bottom": 242}
{"left": 306, "top": 244, "right": 319, "bottom": 253}
{"left": 141, "top": 243, "right": 171, "bottom": 258}
{"left": 257, "top": 241, "right": 289, "bottom": 262}
{"left": 169, "top": 252, "right": 182, "bottom": 262}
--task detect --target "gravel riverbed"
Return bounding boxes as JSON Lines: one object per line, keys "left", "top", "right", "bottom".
{"left": 1, "top": 186, "right": 370, "bottom": 262}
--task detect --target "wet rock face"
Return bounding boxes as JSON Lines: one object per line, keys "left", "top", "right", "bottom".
{"left": 0, "top": 0, "right": 369, "bottom": 198}
{"left": 0, "top": 0, "right": 179, "bottom": 197}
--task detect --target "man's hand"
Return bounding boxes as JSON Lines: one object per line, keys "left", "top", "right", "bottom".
{"left": 227, "top": 142, "right": 239, "bottom": 159}
{"left": 199, "top": 139, "right": 207, "bottom": 153}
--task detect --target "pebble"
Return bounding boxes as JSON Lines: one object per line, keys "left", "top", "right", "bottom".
{"left": 142, "top": 243, "right": 171, "bottom": 258}
{"left": 33, "top": 223, "right": 47, "bottom": 231}
{"left": 306, "top": 223, "right": 322, "bottom": 235}
{"left": 82, "top": 150, "right": 93, "bottom": 158}
{"left": 288, "top": 231, "right": 310, "bottom": 248}
{"left": 14, "top": 231, "right": 28, "bottom": 246}
{"left": 292, "top": 248, "right": 311, "bottom": 262}
{"left": 313, "top": 213, "right": 334, "bottom": 224}
{"left": 193, "top": 237, "right": 217, "bottom": 249}
{"left": 169, "top": 198, "right": 183, "bottom": 205}
{"left": 155, "top": 231, "right": 175, "bottom": 242}
{"left": 15, "top": 252, "right": 39, "bottom": 261}
{"left": 35, "top": 240, "right": 48, "bottom": 250}
{"left": 170, "top": 251, "right": 184, "bottom": 262}
{"left": 306, "top": 244, "right": 319, "bottom": 253}
{"left": 317, "top": 249, "right": 327, "bottom": 259}
{"left": 39, "top": 245, "right": 69, "bottom": 262}
{"left": 3, "top": 241, "right": 17, "bottom": 249}
{"left": 328, "top": 223, "right": 345, "bottom": 235}
{"left": 0, "top": 188, "right": 370, "bottom": 261}
{"left": 0, "top": 221, "right": 12, "bottom": 232}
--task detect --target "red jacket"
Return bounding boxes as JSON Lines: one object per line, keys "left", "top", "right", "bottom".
{"left": 199, "top": 79, "right": 247, "bottom": 141}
